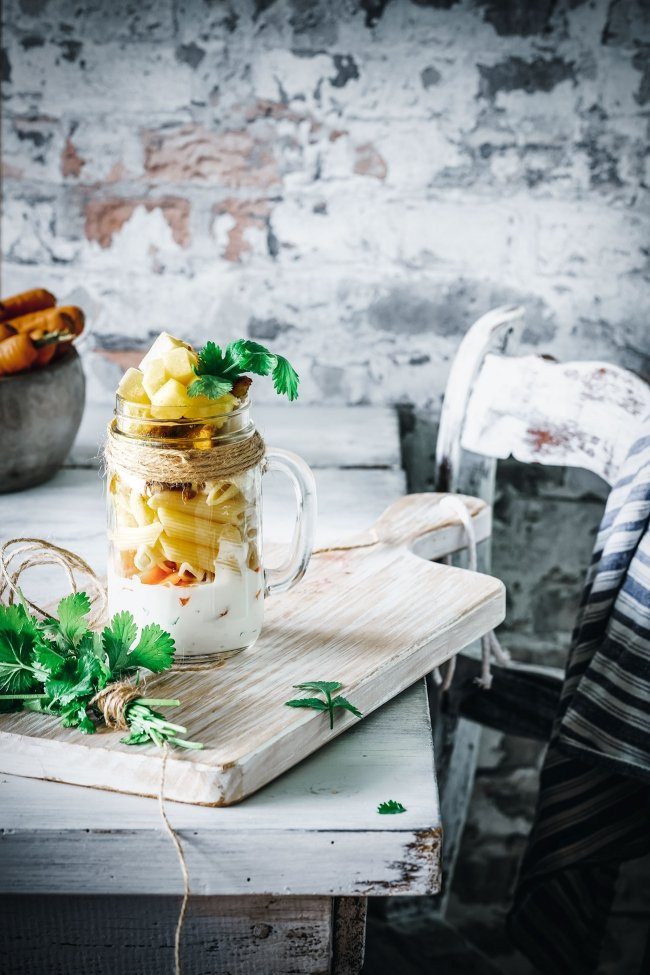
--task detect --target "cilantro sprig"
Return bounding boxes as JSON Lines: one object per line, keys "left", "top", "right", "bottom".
{"left": 0, "top": 595, "right": 201, "bottom": 750}
{"left": 189, "top": 339, "right": 299, "bottom": 402}
{"left": 285, "top": 680, "right": 362, "bottom": 730}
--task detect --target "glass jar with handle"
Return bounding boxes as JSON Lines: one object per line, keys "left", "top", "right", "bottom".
{"left": 106, "top": 395, "right": 316, "bottom": 661}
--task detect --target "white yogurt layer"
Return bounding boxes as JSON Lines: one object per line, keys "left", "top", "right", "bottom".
{"left": 108, "top": 565, "right": 265, "bottom": 657}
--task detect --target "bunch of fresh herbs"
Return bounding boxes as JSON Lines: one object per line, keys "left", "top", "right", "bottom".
{"left": 188, "top": 339, "right": 299, "bottom": 402}
{"left": 0, "top": 593, "right": 201, "bottom": 750}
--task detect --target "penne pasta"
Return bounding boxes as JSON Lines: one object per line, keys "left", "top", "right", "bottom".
{"left": 156, "top": 506, "right": 237, "bottom": 549}
{"left": 159, "top": 533, "right": 218, "bottom": 575}
{"left": 111, "top": 522, "right": 162, "bottom": 551}
{"left": 147, "top": 490, "right": 244, "bottom": 525}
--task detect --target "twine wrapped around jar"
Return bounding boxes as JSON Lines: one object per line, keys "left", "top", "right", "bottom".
{"left": 104, "top": 420, "right": 266, "bottom": 482}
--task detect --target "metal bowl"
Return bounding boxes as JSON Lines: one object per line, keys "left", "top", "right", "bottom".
{"left": 0, "top": 349, "right": 86, "bottom": 493}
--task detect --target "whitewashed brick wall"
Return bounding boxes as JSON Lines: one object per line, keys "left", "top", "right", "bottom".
{"left": 2, "top": 0, "right": 648, "bottom": 407}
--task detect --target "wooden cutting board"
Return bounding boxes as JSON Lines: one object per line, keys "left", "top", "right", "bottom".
{"left": 0, "top": 493, "right": 504, "bottom": 806}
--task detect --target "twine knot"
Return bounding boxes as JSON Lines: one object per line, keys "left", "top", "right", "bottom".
{"left": 90, "top": 681, "right": 141, "bottom": 730}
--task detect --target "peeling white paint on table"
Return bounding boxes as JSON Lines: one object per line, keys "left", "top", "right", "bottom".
{"left": 0, "top": 403, "right": 496, "bottom": 973}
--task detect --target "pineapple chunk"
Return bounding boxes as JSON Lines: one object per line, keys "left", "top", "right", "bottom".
{"left": 117, "top": 367, "right": 149, "bottom": 405}
{"left": 139, "top": 332, "right": 190, "bottom": 371}
{"left": 142, "top": 358, "right": 170, "bottom": 400}
{"left": 163, "top": 346, "right": 198, "bottom": 385}
{"left": 150, "top": 377, "right": 190, "bottom": 420}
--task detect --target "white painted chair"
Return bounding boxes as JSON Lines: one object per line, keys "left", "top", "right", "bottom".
{"left": 431, "top": 304, "right": 650, "bottom": 906}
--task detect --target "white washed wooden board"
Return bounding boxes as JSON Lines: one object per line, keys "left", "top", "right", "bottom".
{"left": 0, "top": 494, "right": 503, "bottom": 807}
{"left": 0, "top": 683, "right": 441, "bottom": 896}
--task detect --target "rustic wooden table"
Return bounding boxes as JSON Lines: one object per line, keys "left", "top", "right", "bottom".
{"left": 0, "top": 399, "right": 453, "bottom": 974}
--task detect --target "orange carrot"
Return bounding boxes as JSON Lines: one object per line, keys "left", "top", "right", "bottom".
{"left": 57, "top": 305, "right": 85, "bottom": 336}
{"left": 5, "top": 307, "right": 76, "bottom": 336}
{"left": 141, "top": 565, "right": 173, "bottom": 585}
{"left": 0, "top": 333, "right": 38, "bottom": 375}
{"left": 34, "top": 343, "right": 57, "bottom": 368}
{"left": 0, "top": 323, "right": 16, "bottom": 342}
{"left": 0, "top": 288, "right": 55, "bottom": 322}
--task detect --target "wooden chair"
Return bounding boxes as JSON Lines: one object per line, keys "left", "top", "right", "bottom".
{"left": 431, "top": 304, "right": 650, "bottom": 907}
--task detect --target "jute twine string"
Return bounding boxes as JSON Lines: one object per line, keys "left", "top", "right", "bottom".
{"left": 89, "top": 680, "right": 143, "bottom": 729}
{"left": 105, "top": 421, "right": 265, "bottom": 482}
{"left": 0, "top": 537, "right": 190, "bottom": 975}
{"left": 0, "top": 537, "right": 108, "bottom": 627}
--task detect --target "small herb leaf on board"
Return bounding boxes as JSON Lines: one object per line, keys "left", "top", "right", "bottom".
{"left": 330, "top": 696, "right": 363, "bottom": 719}
{"left": 293, "top": 680, "right": 342, "bottom": 695}
{"left": 285, "top": 680, "right": 362, "bottom": 730}
{"left": 378, "top": 800, "right": 406, "bottom": 815}
{"left": 285, "top": 697, "right": 329, "bottom": 711}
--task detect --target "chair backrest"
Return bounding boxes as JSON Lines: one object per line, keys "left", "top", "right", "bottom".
{"left": 436, "top": 305, "right": 650, "bottom": 494}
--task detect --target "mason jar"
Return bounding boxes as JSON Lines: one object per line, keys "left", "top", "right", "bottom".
{"left": 105, "top": 395, "right": 316, "bottom": 661}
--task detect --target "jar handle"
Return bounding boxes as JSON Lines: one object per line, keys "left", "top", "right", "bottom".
{"left": 263, "top": 448, "right": 317, "bottom": 596}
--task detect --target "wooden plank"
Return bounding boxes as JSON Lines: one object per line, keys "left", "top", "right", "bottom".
{"left": 0, "top": 894, "right": 334, "bottom": 975}
{"left": 0, "top": 494, "right": 503, "bottom": 806}
{"left": 69, "top": 397, "right": 402, "bottom": 470}
{"left": 462, "top": 354, "right": 650, "bottom": 486}
{"left": 0, "top": 683, "right": 441, "bottom": 896}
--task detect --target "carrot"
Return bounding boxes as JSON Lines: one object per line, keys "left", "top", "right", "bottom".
{"left": 56, "top": 305, "right": 85, "bottom": 337}
{"left": 0, "top": 323, "right": 16, "bottom": 342}
{"left": 141, "top": 564, "right": 174, "bottom": 585}
{"left": 0, "top": 288, "right": 55, "bottom": 322}
{"left": 5, "top": 307, "right": 76, "bottom": 336}
{"left": 0, "top": 333, "right": 38, "bottom": 375}
{"left": 34, "top": 343, "right": 57, "bottom": 368}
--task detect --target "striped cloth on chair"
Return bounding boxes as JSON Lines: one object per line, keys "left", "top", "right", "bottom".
{"left": 508, "top": 433, "right": 650, "bottom": 975}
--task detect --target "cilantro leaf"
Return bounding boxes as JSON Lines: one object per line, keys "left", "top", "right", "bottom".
{"left": 272, "top": 356, "right": 299, "bottom": 401}
{"left": 127, "top": 623, "right": 175, "bottom": 673}
{"left": 293, "top": 680, "right": 342, "bottom": 695}
{"left": 285, "top": 697, "right": 329, "bottom": 711}
{"left": 102, "top": 611, "right": 137, "bottom": 674}
{"left": 188, "top": 375, "right": 234, "bottom": 400}
{"left": 285, "top": 680, "right": 362, "bottom": 730}
{"left": 229, "top": 339, "right": 274, "bottom": 376}
{"left": 0, "top": 604, "right": 40, "bottom": 695}
{"left": 52, "top": 592, "right": 91, "bottom": 648}
{"left": 377, "top": 800, "right": 406, "bottom": 815}
{"left": 32, "top": 643, "right": 66, "bottom": 681}
{"left": 330, "top": 696, "right": 363, "bottom": 719}
{"left": 196, "top": 341, "right": 240, "bottom": 377}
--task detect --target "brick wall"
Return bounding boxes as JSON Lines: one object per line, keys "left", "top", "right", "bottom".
{"left": 2, "top": 1, "right": 649, "bottom": 972}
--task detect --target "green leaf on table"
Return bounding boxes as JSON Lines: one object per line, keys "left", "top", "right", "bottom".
{"left": 127, "top": 623, "right": 175, "bottom": 673}
{"left": 330, "top": 696, "right": 363, "bottom": 719}
{"left": 285, "top": 697, "right": 329, "bottom": 711}
{"left": 32, "top": 643, "right": 66, "bottom": 681}
{"left": 293, "top": 681, "right": 342, "bottom": 695}
{"left": 285, "top": 680, "right": 362, "bottom": 730}
{"left": 54, "top": 592, "right": 92, "bottom": 647}
{"left": 102, "top": 610, "right": 138, "bottom": 674}
{"left": 0, "top": 603, "right": 40, "bottom": 695}
{"left": 377, "top": 800, "right": 406, "bottom": 815}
